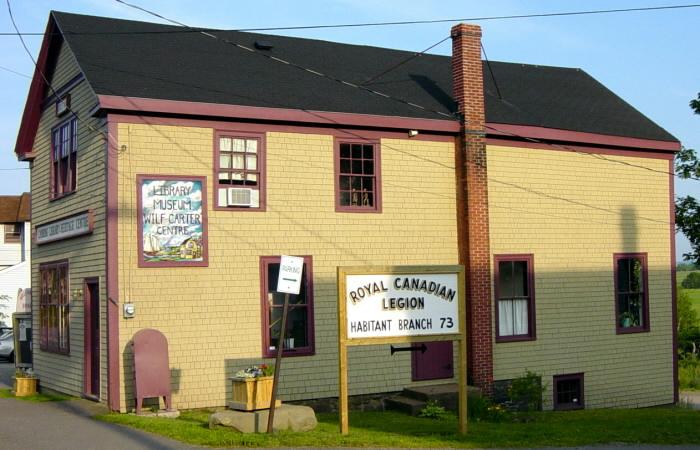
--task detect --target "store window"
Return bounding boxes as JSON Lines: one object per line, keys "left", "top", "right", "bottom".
{"left": 260, "top": 256, "right": 314, "bottom": 357}
{"left": 494, "top": 254, "right": 536, "bottom": 341}
{"left": 39, "top": 260, "right": 70, "bottom": 354}
{"left": 614, "top": 253, "right": 649, "bottom": 333}
{"left": 4, "top": 223, "right": 21, "bottom": 243}
{"left": 335, "top": 141, "right": 381, "bottom": 212}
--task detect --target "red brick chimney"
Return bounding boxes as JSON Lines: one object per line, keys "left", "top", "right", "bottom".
{"left": 451, "top": 23, "right": 493, "bottom": 394}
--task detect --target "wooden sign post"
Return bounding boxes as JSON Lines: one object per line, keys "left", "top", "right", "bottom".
{"left": 337, "top": 265, "right": 467, "bottom": 435}
{"left": 267, "top": 255, "right": 304, "bottom": 434}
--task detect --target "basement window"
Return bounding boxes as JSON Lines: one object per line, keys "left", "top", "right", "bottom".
{"left": 553, "top": 373, "right": 584, "bottom": 411}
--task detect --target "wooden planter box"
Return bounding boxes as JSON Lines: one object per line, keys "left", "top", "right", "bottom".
{"left": 228, "top": 376, "right": 281, "bottom": 411}
{"left": 13, "top": 377, "right": 38, "bottom": 397}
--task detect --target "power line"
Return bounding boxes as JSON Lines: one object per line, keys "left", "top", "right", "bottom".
{"left": 113, "top": 0, "right": 456, "bottom": 121}
{"left": 6, "top": 0, "right": 116, "bottom": 152}
{"left": 2, "top": 3, "right": 700, "bottom": 35}
{"left": 361, "top": 35, "right": 450, "bottom": 86}
{"left": 0, "top": 64, "right": 30, "bottom": 78}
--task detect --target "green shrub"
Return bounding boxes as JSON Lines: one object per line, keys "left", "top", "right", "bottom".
{"left": 508, "top": 371, "right": 545, "bottom": 411}
{"left": 682, "top": 271, "right": 700, "bottom": 289}
{"left": 467, "top": 395, "right": 510, "bottom": 422}
{"left": 680, "top": 357, "right": 700, "bottom": 390}
{"left": 678, "top": 289, "right": 700, "bottom": 357}
{"left": 418, "top": 400, "right": 449, "bottom": 420}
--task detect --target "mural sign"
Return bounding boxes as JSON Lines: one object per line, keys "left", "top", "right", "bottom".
{"left": 137, "top": 176, "right": 208, "bottom": 267}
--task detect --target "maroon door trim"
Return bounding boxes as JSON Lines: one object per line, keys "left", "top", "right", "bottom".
{"left": 83, "top": 278, "right": 100, "bottom": 399}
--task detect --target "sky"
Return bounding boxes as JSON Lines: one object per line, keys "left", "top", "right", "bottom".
{"left": 0, "top": 0, "right": 698, "bottom": 259}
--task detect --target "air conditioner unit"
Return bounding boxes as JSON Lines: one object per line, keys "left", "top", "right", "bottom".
{"left": 227, "top": 188, "right": 253, "bottom": 207}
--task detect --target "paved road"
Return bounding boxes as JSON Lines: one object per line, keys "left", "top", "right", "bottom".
{"left": 0, "top": 362, "right": 199, "bottom": 450}
{"left": 2, "top": 362, "right": 700, "bottom": 450}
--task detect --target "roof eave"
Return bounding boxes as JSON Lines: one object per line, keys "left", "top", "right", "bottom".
{"left": 13, "top": 14, "right": 60, "bottom": 162}
{"left": 95, "top": 95, "right": 461, "bottom": 134}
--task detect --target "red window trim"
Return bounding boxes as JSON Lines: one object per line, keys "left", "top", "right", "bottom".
{"left": 553, "top": 372, "right": 585, "bottom": 411}
{"left": 259, "top": 255, "right": 315, "bottom": 358}
{"left": 39, "top": 259, "right": 71, "bottom": 355}
{"left": 333, "top": 138, "right": 382, "bottom": 213}
{"left": 213, "top": 130, "right": 266, "bottom": 212}
{"left": 49, "top": 118, "right": 78, "bottom": 201}
{"left": 613, "top": 252, "right": 650, "bottom": 334}
{"left": 494, "top": 254, "right": 536, "bottom": 343}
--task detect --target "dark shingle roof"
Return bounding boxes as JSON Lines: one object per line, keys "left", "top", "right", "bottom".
{"left": 0, "top": 193, "right": 30, "bottom": 223}
{"left": 52, "top": 11, "right": 677, "bottom": 142}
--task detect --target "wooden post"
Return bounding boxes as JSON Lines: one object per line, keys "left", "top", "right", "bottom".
{"left": 339, "top": 339, "right": 349, "bottom": 434}
{"left": 337, "top": 267, "right": 349, "bottom": 434}
{"left": 458, "top": 338, "right": 468, "bottom": 434}
{"left": 267, "top": 293, "right": 290, "bottom": 434}
{"left": 458, "top": 267, "right": 468, "bottom": 434}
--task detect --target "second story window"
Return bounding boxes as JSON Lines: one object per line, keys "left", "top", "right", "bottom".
{"left": 335, "top": 141, "right": 381, "bottom": 212}
{"left": 51, "top": 118, "right": 78, "bottom": 198}
{"left": 4, "top": 223, "right": 22, "bottom": 243}
{"left": 215, "top": 132, "right": 265, "bottom": 210}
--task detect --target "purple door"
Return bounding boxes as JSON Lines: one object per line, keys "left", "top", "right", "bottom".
{"left": 412, "top": 341, "right": 454, "bottom": 381}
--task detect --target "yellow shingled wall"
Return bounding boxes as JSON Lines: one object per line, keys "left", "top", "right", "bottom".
{"left": 116, "top": 123, "right": 458, "bottom": 411}
{"left": 488, "top": 143, "right": 674, "bottom": 409}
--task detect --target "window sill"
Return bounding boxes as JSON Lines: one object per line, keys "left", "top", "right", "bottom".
{"left": 496, "top": 335, "right": 536, "bottom": 343}
{"left": 213, "top": 205, "right": 266, "bottom": 212}
{"left": 616, "top": 326, "right": 650, "bottom": 335}
{"left": 263, "top": 348, "right": 314, "bottom": 358}
{"left": 49, "top": 190, "right": 76, "bottom": 202}
{"left": 335, "top": 206, "right": 382, "bottom": 214}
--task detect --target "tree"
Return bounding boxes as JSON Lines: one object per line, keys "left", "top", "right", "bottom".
{"left": 675, "top": 92, "right": 700, "bottom": 264}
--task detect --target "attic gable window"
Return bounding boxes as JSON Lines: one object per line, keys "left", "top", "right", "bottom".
{"left": 335, "top": 141, "right": 382, "bottom": 213}
{"left": 51, "top": 118, "right": 78, "bottom": 199}
{"left": 214, "top": 131, "right": 266, "bottom": 211}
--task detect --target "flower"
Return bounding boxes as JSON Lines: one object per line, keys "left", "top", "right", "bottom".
{"left": 234, "top": 364, "right": 275, "bottom": 378}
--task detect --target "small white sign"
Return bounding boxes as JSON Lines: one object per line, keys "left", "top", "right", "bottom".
{"left": 345, "top": 273, "right": 460, "bottom": 339}
{"left": 277, "top": 255, "right": 304, "bottom": 295}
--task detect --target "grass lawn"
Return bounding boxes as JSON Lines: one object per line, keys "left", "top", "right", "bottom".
{"left": 677, "top": 271, "right": 700, "bottom": 316}
{"left": 96, "top": 407, "right": 700, "bottom": 448}
{"left": 0, "top": 388, "right": 72, "bottom": 402}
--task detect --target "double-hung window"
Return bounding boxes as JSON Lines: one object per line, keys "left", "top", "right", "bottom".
{"left": 335, "top": 141, "right": 381, "bottom": 212}
{"left": 51, "top": 118, "right": 78, "bottom": 198}
{"left": 4, "top": 223, "right": 21, "bottom": 243}
{"left": 495, "top": 254, "right": 536, "bottom": 342}
{"left": 39, "top": 260, "right": 70, "bottom": 354}
{"left": 614, "top": 253, "right": 649, "bottom": 333}
{"left": 215, "top": 132, "right": 265, "bottom": 210}
{"left": 260, "top": 256, "right": 314, "bottom": 357}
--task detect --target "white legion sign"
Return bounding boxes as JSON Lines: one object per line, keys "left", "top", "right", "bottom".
{"left": 336, "top": 265, "right": 467, "bottom": 435}
{"left": 345, "top": 273, "right": 460, "bottom": 339}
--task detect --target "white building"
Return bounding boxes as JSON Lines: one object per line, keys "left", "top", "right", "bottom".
{"left": 0, "top": 193, "right": 30, "bottom": 325}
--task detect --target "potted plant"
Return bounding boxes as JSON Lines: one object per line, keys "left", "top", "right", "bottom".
{"left": 13, "top": 367, "right": 38, "bottom": 397}
{"left": 229, "top": 364, "right": 277, "bottom": 411}
{"left": 620, "top": 312, "right": 638, "bottom": 328}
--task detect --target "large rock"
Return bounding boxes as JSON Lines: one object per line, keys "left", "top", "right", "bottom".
{"left": 209, "top": 404, "right": 317, "bottom": 433}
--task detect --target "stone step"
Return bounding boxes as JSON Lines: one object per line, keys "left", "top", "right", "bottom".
{"left": 384, "top": 395, "right": 426, "bottom": 416}
{"left": 401, "top": 383, "right": 482, "bottom": 412}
